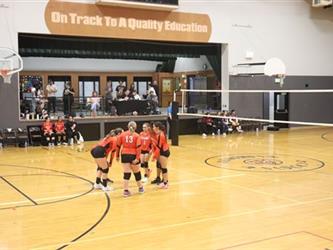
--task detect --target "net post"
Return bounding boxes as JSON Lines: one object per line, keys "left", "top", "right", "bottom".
{"left": 170, "top": 101, "right": 179, "bottom": 146}
{"left": 181, "top": 90, "right": 185, "bottom": 113}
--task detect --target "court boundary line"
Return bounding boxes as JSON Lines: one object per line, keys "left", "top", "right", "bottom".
{"left": 0, "top": 173, "right": 94, "bottom": 210}
{"left": 217, "top": 231, "right": 333, "bottom": 249}
{"left": 303, "top": 231, "right": 333, "bottom": 243}
{"left": 0, "top": 176, "right": 38, "bottom": 205}
{"left": 217, "top": 231, "right": 303, "bottom": 249}
{"left": 321, "top": 131, "right": 333, "bottom": 143}
{"left": 31, "top": 195, "right": 333, "bottom": 250}
{"left": 56, "top": 192, "right": 111, "bottom": 250}
{"left": 0, "top": 164, "right": 111, "bottom": 250}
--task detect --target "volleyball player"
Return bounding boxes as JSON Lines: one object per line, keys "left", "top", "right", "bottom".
{"left": 150, "top": 125, "right": 163, "bottom": 185}
{"left": 91, "top": 128, "right": 123, "bottom": 192}
{"left": 42, "top": 117, "right": 55, "bottom": 147}
{"left": 152, "top": 122, "right": 170, "bottom": 189}
{"left": 116, "top": 121, "right": 144, "bottom": 197}
{"left": 140, "top": 123, "right": 152, "bottom": 183}
{"left": 54, "top": 116, "right": 66, "bottom": 145}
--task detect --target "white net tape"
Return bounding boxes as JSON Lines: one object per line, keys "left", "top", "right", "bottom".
{"left": 179, "top": 89, "right": 333, "bottom": 127}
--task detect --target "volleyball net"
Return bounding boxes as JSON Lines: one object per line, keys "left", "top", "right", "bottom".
{"left": 177, "top": 88, "right": 333, "bottom": 129}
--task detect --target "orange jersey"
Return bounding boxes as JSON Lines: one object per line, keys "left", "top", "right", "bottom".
{"left": 140, "top": 131, "right": 152, "bottom": 152}
{"left": 42, "top": 121, "right": 53, "bottom": 133}
{"left": 54, "top": 121, "right": 65, "bottom": 133}
{"left": 117, "top": 131, "right": 141, "bottom": 160}
{"left": 96, "top": 136, "right": 117, "bottom": 155}
{"left": 152, "top": 132, "right": 169, "bottom": 159}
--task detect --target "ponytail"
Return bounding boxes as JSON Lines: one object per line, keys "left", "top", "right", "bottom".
{"left": 127, "top": 121, "right": 137, "bottom": 134}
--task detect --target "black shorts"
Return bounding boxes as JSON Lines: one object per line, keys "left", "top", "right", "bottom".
{"left": 91, "top": 146, "right": 106, "bottom": 158}
{"left": 141, "top": 150, "right": 150, "bottom": 155}
{"left": 160, "top": 149, "right": 170, "bottom": 158}
{"left": 121, "top": 154, "right": 137, "bottom": 163}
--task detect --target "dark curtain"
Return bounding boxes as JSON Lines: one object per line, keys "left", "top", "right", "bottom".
{"left": 206, "top": 44, "right": 221, "bottom": 83}
{"left": 161, "top": 59, "right": 176, "bottom": 72}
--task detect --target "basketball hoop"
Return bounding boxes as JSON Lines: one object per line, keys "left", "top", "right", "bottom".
{"left": 0, "top": 47, "right": 23, "bottom": 84}
{"left": 264, "top": 58, "right": 286, "bottom": 87}
{"left": 0, "top": 68, "right": 12, "bottom": 84}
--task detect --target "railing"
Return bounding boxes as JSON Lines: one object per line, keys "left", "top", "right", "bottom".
{"left": 20, "top": 96, "right": 161, "bottom": 120}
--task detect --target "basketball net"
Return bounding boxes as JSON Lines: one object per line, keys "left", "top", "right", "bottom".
{"left": 0, "top": 68, "right": 12, "bottom": 84}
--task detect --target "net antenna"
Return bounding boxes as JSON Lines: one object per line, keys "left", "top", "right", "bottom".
{"left": 264, "top": 57, "right": 286, "bottom": 87}
{"left": 0, "top": 47, "right": 23, "bottom": 84}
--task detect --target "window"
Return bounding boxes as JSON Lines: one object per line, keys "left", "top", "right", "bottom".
{"left": 79, "top": 76, "right": 100, "bottom": 98}
{"left": 107, "top": 76, "right": 127, "bottom": 96}
{"left": 133, "top": 77, "right": 152, "bottom": 98}
{"left": 48, "top": 76, "right": 71, "bottom": 98}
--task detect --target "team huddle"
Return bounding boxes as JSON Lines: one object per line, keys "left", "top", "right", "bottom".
{"left": 90, "top": 121, "right": 170, "bottom": 197}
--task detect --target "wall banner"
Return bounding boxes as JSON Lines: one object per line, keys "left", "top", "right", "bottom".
{"left": 45, "top": 1, "right": 211, "bottom": 42}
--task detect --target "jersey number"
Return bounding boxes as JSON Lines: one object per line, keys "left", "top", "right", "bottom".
{"left": 125, "top": 135, "right": 133, "bottom": 144}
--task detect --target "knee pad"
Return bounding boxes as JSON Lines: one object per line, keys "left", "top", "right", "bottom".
{"left": 145, "top": 162, "right": 149, "bottom": 168}
{"left": 161, "top": 168, "right": 168, "bottom": 174}
{"left": 101, "top": 168, "right": 109, "bottom": 174}
{"left": 156, "top": 161, "right": 162, "bottom": 169}
{"left": 140, "top": 163, "right": 146, "bottom": 168}
{"left": 123, "top": 172, "right": 131, "bottom": 180}
{"left": 134, "top": 171, "right": 142, "bottom": 181}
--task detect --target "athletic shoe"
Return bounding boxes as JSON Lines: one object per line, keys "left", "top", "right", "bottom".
{"left": 151, "top": 177, "right": 161, "bottom": 185}
{"left": 202, "top": 133, "right": 207, "bottom": 137}
{"left": 101, "top": 185, "right": 112, "bottom": 192}
{"left": 94, "top": 183, "right": 103, "bottom": 189}
{"left": 142, "top": 177, "right": 148, "bottom": 183}
{"left": 62, "top": 142, "right": 68, "bottom": 146}
{"left": 123, "top": 190, "right": 131, "bottom": 197}
{"left": 212, "top": 133, "right": 215, "bottom": 136}
{"left": 138, "top": 186, "right": 145, "bottom": 194}
{"left": 159, "top": 182, "right": 169, "bottom": 189}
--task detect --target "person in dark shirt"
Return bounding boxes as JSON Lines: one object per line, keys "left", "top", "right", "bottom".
{"left": 63, "top": 82, "right": 75, "bottom": 116}
{"left": 65, "top": 115, "right": 80, "bottom": 144}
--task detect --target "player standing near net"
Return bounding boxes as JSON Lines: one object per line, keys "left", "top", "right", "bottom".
{"left": 150, "top": 124, "right": 163, "bottom": 185}
{"left": 140, "top": 123, "right": 153, "bottom": 183}
{"left": 91, "top": 128, "right": 123, "bottom": 192}
{"left": 152, "top": 122, "right": 170, "bottom": 189}
{"left": 117, "top": 121, "right": 144, "bottom": 197}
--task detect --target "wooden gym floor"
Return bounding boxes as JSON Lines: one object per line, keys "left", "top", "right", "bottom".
{"left": 1, "top": 127, "right": 333, "bottom": 250}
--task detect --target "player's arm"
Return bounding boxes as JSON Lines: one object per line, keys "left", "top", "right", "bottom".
{"left": 116, "top": 135, "right": 122, "bottom": 160}
{"left": 134, "top": 136, "right": 141, "bottom": 163}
